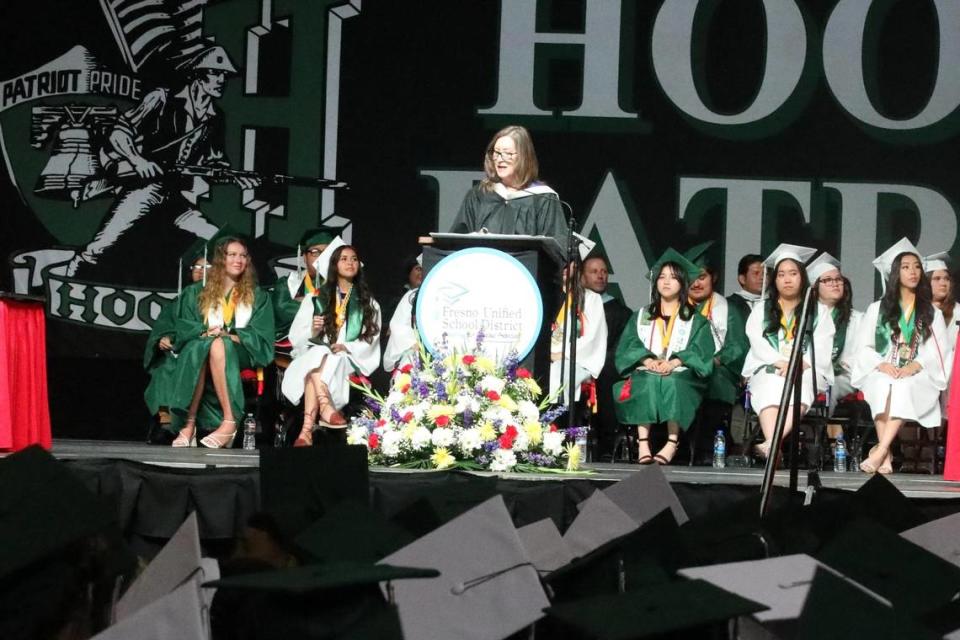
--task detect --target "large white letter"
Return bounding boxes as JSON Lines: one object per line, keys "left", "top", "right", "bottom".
{"left": 652, "top": 0, "right": 807, "bottom": 125}
{"left": 678, "top": 178, "right": 812, "bottom": 290}
{"left": 823, "top": 0, "right": 960, "bottom": 130}
{"left": 824, "top": 182, "right": 958, "bottom": 308}
{"left": 479, "top": 0, "right": 635, "bottom": 119}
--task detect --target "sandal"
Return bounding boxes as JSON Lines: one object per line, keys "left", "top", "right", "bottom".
{"left": 172, "top": 417, "right": 197, "bottom": 448}
{"left": 654, "top": 435, "right": 679, "bottom": 465}
{"left": 636, "top": 437, "right": 654, "bottom": 465}
{"left": 859, "top": 445, "right": 883, "bottom": 474}
{"left": 754, "top": 440, "right": 771, "bottom": 460}
{"left": 316, "top": 382, "right": 347, "bottom": 428}
{"left": 294, "top": 414, "right": 315, "bottom": 447}
{"left": 200, "top": 419, "right": 237, "bottom": 449}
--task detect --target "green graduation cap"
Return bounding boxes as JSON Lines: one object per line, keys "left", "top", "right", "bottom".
{"left": 178, "top": 236, "right": 209, "bottom": 293}
{"left": 299, "top": 225, "right": 342, "bottom": 250}
{"left": 683, "top": 240, "right": 715, "bottom": 269}
{"left": 646, "top": 247, "right": 703, "bottom": 283}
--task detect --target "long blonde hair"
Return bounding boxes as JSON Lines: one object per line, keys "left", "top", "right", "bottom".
{"left": 197, "top": 237, "right": 257, "bottom": 316}
{"left": 480, "top": 125, "right": 540, "bottom": 191}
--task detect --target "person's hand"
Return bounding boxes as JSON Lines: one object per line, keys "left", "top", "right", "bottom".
{"left": 331, "top": 343, "right": 348, "bottom": 354}
{"left": 312, "top": 315, "right": 325, "bottom": 336}
{"left": 665, "top": 358, "right": 682, "bottom": 373}
{"left": 158, "top": 336, "right": 173, "bottom": 351}
{"left": 234, "top": 175, "right": 261, "bottom": 190}
{"left": 132, "top": 157, "right": 163, "bottom": 179}
{"left": 229, "top": 333, "right": 241, "bottom": 344}
{"left": 877, "top": 362, "right": 899, "bottom": 378}
{"left": 204, "top": 326, "right": 222, "bottom": 338}
{"left": 900, "top": 361, "right": 922, "bottom": 377}
{"left": 774, "top": 360, "right": 789, "bottom": 377}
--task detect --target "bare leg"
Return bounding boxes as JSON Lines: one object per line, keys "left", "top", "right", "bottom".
{"left": 173, "top": 356, "right": 206, "bottom": 446}
{"left": 757, "top": 405, "right": 806, "bottom": 458}
{"left": 295, "top": 377, "right": 319, "bottom": 446}
{"left": 207, "top": 338, "right": 236, "bottom": 435}
{"left": 637, "top": 424, "right": 653, "bottom": 463}
{"left": 863, "top": 393, "right": 898, "bottom": 474}
{"left": 654, "top": 421, "right": 681, "bottom": 465}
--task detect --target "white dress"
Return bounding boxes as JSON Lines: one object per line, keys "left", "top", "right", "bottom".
{"left": 850, "top": 301, "right": 948, "bottom": 427}
{"left": 825, "top": 306, "right": 863, "bottom": 412}
{"left": 742, "top": 302, "right": 835, "bottom": 411}
{"left": 281, "top": 293, "right": 381, "bottom": 408}
{"left": 549, "top": 289, "right": 608, "bottom": 399}
{"left": 383, "top": 289, "right": 419, "bottom": 373}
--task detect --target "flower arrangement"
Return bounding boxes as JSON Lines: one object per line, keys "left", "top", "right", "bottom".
{"left": 347, "top": 331, "right": 588, "bottom": 472}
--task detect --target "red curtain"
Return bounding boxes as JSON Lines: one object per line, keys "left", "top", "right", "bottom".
{"left": 944, "top": 345, "right": 960, "bottom": 480}
{"left": 0, "top": 299, "right": 51, "bottom": 451}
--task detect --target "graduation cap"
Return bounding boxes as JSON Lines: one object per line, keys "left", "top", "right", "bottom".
{"left": 923, "top": 251, "right": 951, "bottom": 273}
{"left": 563, "top": 489, "right": 638, "bottom": 558}
{"left": 572, "top": 230, "right": 596, "bottom": 261}
{"left": 760, "top": 243, "right": 817, "bottom": 300}
{"left": 683, "top": 240, "right": 714, "bottom": 269}
{"left": 806, "top": 251, "right": 841, "bottom": 283}
{"left": 516, "top": 518, "right": 573, "bottom": 574}
{"left": 310, "top": 235, "right": 347, "bottom": 286}
{"left": 900, "top": 511, "right": 960, "bottom": 568}
{"left": 794, "top": 568, "right": 940, "bottom": 640}
{"left": 542, "top": 578, "right": 768, "bottom": 639}
{"left": 297, "top": 225, "right": 344, "bottom": 281}
{"left": 379, "top": 495, "right": 550, "bottom": 640}
{"left": 646, "top": 247, "right": 702, "bottom": 283}
{"left": 600, "top": 466, "right": 689, "bottom": 526}
{"left": 293, "top": 501, "right": 415, "bottom": 563}
{"left": 91, "top": 578, "right": 207, "bottom": 640}
{"left": 206, "top": 562, "right": 438, "bottom": 594}
{"left": 873, "top": 237, "right": 921, "bottom": 294}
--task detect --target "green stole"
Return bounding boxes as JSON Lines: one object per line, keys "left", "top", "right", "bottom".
{"left": 312, "top": 288, "right": 363, "bottom": 342}
{"left": 830, "top": 307, "right": 847, "bottom": 369}
{"left": 874, "top": 302, "right": 917, "bottom": 365}
{"left": 763, "top": 306, "right": 797, "bottom": 351}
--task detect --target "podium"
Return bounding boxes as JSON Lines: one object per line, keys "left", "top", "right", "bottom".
{"left": 421, "top": 233, "right": 566, "bottom": 383}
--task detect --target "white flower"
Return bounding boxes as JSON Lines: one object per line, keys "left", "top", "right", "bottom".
{"left": 489, "top": 448, "right": 518, "bottom": 472}
{"left": 495, "top": 409, "right": 515, "bottom": 430}
{"left": 454, "top": 394, "right": 481, "bottom": 414}
{"left": 431, "top": 427, "right": 455, "bottom": 449}
{"left": 511, "top": 427, "right": 530, "bottom": 453}
{"left": 518, "top": 400, "right": 540, "bottom": 423}
{"left": 480, "top": 375, "right": 506, "bottom": 395}
{"left": 543, "top": 431, "right": 565, "bottom": 457}
{"left": 411, "top": 426, "right": 433, "bottom": 450}
{"left": 346, "top": 425, "right": 370, "bottom": 447}
{"left": 381, "top": 430, "right": 404, "bottom": 457}
{"left": 385, "top": 390, "right": 406, "bottom": 408}
{"left": 457, "top": 428, "right": 483, "bottom": 454}
{"left": 411, "top": 401, "right": 431, "bottom": 421}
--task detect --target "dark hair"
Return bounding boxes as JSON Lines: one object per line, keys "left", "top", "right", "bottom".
{"left": 738, "top": 254, "right": 764, "bottom": 277}
{"left": 320, "top": 245, "right": 379, "bottom": 343}
{"left": 813, "top": 274, "right": 853, "bottom": 328}
{"left": 763, "top": 258, "right": 810, "bottom": 336}
{"left": 647, "top": 262, "right": 695, "bottom": 321}
{"left": 879, "top": 253, "right": 933, "bottom": 342}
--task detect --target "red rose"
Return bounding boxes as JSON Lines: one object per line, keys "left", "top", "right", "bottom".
{"left": 400, "top": 363, "right": 413, "bottom": 374}
{"left": 401, "top": 384, "right": 411, "bottom": 393}
{"left": 402, "top": 411, "right": 414, "bottom": 423}
{"left": 376, "top": 419, "right": 387, "bottom": 427}
{"left": 504, "top": 425, "right": 518, "bottom": 438}
{"left": 549, "top": 423, "right": 558, "bottom": 432}
{"left": 485, "top": 390, "right": 500, "bottom": 401}
{"left": 516, "top": 367, "right": 532, "bottom": 379}
{"left": 462, "top": 355, "right": 476, "bottom": 365}
{"left": 498, "top": 433, "right": 516, "bottom": 449}
{"left": 435, "top": 415, "right": 450, "bottom": 427}
{"left": 368, "top": 433, "right": 380, "bottom": 449}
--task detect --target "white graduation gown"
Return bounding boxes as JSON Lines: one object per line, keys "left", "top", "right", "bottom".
{"left": 828, "top": 306, "right": 863, "bottom": 411}
{"left": 383, "top": 289, "right": 419, "bottom": 373}
{"left": 549, "top": 289, "right": 608, "bottom": 399}
{"left": 850, "top": 301, "right": 948, "bottom": 427}
{"left": 281, "top": 293, "right": 381, "bottom": 408}
{"left": 742, "top": 302, "right": 835, "bottom": 411}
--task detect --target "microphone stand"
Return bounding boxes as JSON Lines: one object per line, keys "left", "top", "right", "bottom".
{"left": 759, "top": 285, "right": 818, "bottom": 517}
{"left": 560, "top": 209, "right": 582, "bottom": 430}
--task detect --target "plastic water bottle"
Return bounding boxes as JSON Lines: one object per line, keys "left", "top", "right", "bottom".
{"left": 242, "top": 414, "right": 257, "bottom": 450}
{"left": 273, "top": 418, "right": 287, "bottom": 448}
{"left": 575, "top": 428, "right": 589, "bottom": 464}
{"left": 834, "top": 435, "right": 847, "bottom": 472}
{"left": 713, "top": 430, "right": 726, "bottom": 468}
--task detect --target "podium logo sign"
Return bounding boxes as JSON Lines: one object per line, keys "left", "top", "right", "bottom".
{"left": 416, "top": 248, "right": 543, "bottom": 360}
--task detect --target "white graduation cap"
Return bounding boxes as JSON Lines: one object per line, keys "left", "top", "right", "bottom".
{"left": 563, "top": 489, "right": 638, "bottom": 558}
{"left": 923, "top": 251, "right": 951, "bottom": 274}
{"left": 873, "top": 237, "right": 921, "bottom": 294}
{"left": 599, "top": 466, "right": 689, "bottom": 526}
{"left": 900, "top": 511, "right": 960, "bottom": 569}
{"left": 760, "top": 243, "right": 817, "bottom": 300}
{"left": 806, "top": 252, "right": 841, "bottom": 283}
{"left": 93, "top": 578, "right": 207, "bottom": 640}
{"left": 415, "top": 252, "right": 423, "bottom": 267}
{"left": 572, "top": 231, "right": 596, "bottom": 262}
{"left": 310, "top": 235, "right": 346, "bottom": 288}
{"left": 516, "top": 518, "right": 573, "bottom": 574}
{"left": 378, "top": 495, "right": 550, "bottom": 640}
{"left": 114, "top": 512, "right": 208, "bottom": 621}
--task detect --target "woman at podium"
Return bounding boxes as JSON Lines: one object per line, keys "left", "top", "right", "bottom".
{"left": 449, "top": 125, "right": 568, "bottom": 250}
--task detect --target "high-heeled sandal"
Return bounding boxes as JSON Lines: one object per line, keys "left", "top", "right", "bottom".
{"left": 171, "top": 417, "right": 197, "bottom": 448}
{"left": 316, "top": 383, "right": 347, "bottom": 428}
{"left": 294, "top": 416, "right": 315, "bottom": 447}
{"left": 200, "top": 419, "right": 237, "bottom": 448}
{"left": 636, "top": 437, "right": 654, "bottom": 465}
{"left": 859, "top": 445, "right": 883, "bottom": 474}
{"left": 878, "top": 450, "right": 893, "bottom": 475}
{"left": 654, "top": 435, "right": 680, "bottom": 465}
{"left": 754, "top": 440, "right": 771, "bottom": 460}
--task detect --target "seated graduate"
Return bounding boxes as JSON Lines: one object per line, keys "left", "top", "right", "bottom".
{"left": 383, "top": 286, "right": 419, "bottom": 375}
{"left": 806, "top": 253, "right": 862, "bottom": 413}
{"left": 741, "top": 244, "right": 834, "bottom": 460}
{"left": 613, "top": 249, "right": 715, "bottom": 465}
{"left": 449, "top": 124, "right": 568, "bottom": 249}
{"left": 549, "top": 257, "right": 608, "bottom": 402}
{"left": 685, "top": 242, "right": 748, "bottom": 407}
{"left": 168, "top": 234, "right": 276, "bottom": 448}
{"left": 726, "top": 253, "right": 765, "bottom": 319}
{"left": 380, "top": 252, "right": 423, "bottom": 341}
{"left": 925, "top": 252, "right": 959, "bottom": 354}
{"left": 851, "top": 238, "right": 948, "bottom": 474}
{"left": 282, "top": 244, "right": 381, "bottom": 447}
{"left": 144, "top": 242, "right": 209, "bottom": 429}
{"left": 271, "top": 227, "right": 340, "bottom": 341}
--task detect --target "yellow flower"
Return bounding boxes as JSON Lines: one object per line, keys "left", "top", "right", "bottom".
{"left": 431, "top": 447, "right": 456, "bottom": 470}
{"left": 446, "top": 380, "right": 460, "bottom": 397}
{"left": 523, "top": 377, "right": 542, "bottom": 397}
{"left": 478, "top": 421, "right": 497, "bottom": 442}
{"left": 401, "top": 423, "right": 417, "bottom": 441}
{"left": 475, "top": 356, "right": 496, "bottom": 373}
{"left": 565, "top": 442, "right": 581, "bottom": 471}
{"left": 523, "top": 420, "right": 542, "bottom": 446}
{"left": 394, "top": 373, "right": 412, "bottom": 391}
{"left": 427, "top": 404, "right": 457, "bottom": 420}
{"left": 496, "top": 394, "right": 518, "bottom": 412}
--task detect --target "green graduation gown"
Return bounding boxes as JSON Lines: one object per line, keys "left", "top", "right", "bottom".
{"left": 271, "top": 272, "right": 322, "bottom": 340}
{"left": 696, "top": 294, "right": 748, "bottom": 405}
{"left": 167, "top": 283, "right": 275, "bottom": 433}
{"left": 143, "top": 300, "right": 178, "bottom": 415}
{"left": 613, "top": 309, "right": 714, "bottom": 430}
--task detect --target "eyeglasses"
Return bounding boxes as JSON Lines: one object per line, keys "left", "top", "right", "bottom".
{"left": 490, "top": 150, "right": 517, "bottom": 161}
{"left": 306, "top": 249, "right": 324, "bottom": 257}
{"left": 819, "top": 277, "right": 843, "bottom": 285}
{"left": 189, "top": 264, "right": 211, "bottom": 272}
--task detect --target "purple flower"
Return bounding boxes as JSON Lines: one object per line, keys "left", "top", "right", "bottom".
{"left": 475, "top": 327, "right": 485, "bottom": 350}
{"left": 417, "top": 380, "right": 430, "bottom": 398}
{"left": 390, "top": 406, "right": 403, "bottom": 424}
{"left": 540, "top": 405, "right": 568, "bottom": 424}
{"left": 435, "top": 381, "right": 448, "bottom": 401}
{"left": 503, "top": 351, "right": 519, "bottom": 380}
{"left": 462, "top": 408, "right": 473, "bottom": 428}
{"left": 364, "top": 397, "right": 382, "bottom": 413}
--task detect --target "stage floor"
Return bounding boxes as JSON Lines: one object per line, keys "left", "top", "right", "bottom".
{"left": 49, "top": 439, "right": 960, "bottom": 499}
